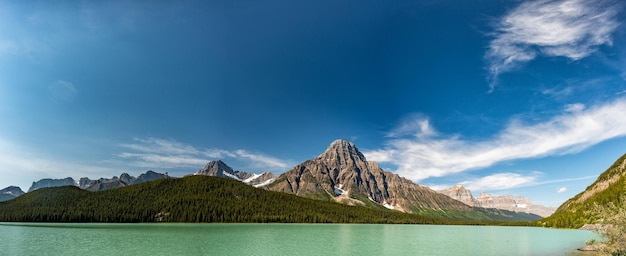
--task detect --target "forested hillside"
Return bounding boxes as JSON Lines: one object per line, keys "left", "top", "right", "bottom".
{"left": 538, "top": 154, "right": 626, "bottom": 228}
{"left": 0, "top": 175, "right": 470, "bottom": 224}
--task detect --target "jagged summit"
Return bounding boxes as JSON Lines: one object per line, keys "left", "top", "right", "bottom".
{"left": 267, "top": 139, "right": 477, "bottom": 213}
{"left": 195, "top": 160, "right": 276, "bottom": 187}
{"left": 318, "top": 139, "right": 366, "bottom": 164}
{"left": 196, "top": 160, "right": 236, "bottom": 177}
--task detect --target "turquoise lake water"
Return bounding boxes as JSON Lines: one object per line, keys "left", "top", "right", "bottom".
{"left": 0, "top": 223, "right": 597, "bottom": 255}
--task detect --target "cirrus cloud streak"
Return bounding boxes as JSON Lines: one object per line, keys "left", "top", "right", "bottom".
{"left": 365, "top": 98, "right": 626, "bottom": 182}
{"left": 485, "top": 0, "right": 620, "bottom": 90}
{"left": 118, "top": 138, "right": 291, "bottom": 171}
{"left": 459, "top": 172, "right": 541, "bottom": 191}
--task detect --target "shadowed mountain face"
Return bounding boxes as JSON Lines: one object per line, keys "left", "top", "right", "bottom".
{"left": 266, "top": 139, "right": 483, "bottom": 212}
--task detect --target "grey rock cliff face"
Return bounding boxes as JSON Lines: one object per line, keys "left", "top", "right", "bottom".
{"left": 439, "top": 185, "right": 480, "bottom": 207}
{"left": 195, "top": 160, "right": 239, "bottom": 178}
{"left": 476, "top": 192, "right": 556, "bottom": 218}
{"left": 439, "top": 185, "right": 556, "bottom": 217}
{"left": 266, "top": 139, "right": 473, "bottom": 212}
{"left": 476, "top": 192, "right": 531, "bottom": 209}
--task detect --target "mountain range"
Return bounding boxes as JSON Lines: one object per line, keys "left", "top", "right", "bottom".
{"left": 27, "top": 171, "right": 170, "bottom": 193}
{"left": 4, "top": 138, "right": 625, "bottom": 226}
{"left": 0, "top": 175, "right": 468, "bottom": 224}
{"left": 261, "top": 139, "right": 538, "bottom": 221}
{"left": 0, "top": 139, "right": 542, "bottom": 222}
{"left": 438, "top": 185, "right": 556, "bottom": 217}
{"left": 19, "top": 161, "right": 275, "bottom": 196}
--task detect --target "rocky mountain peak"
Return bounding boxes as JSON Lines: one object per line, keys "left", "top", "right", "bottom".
{"left": 440, "top": 185, "right": 472, "bottom": 196}
{"left": 1, "top": 186, "right": 25, "bottom": 197}
{"left": 196, "top": 160, "right": 235, "bottom": 177}
{"left": 0, "top": 186, "right": 25, "bottom": 202}
{"left": 119, "top": 173, "right": 133, "bottom": 184}
{"left": 268, "top": 139, "right": 478, "bottom": 213}
{"left": 194, "top": 160, "right": 276, "bottom": 187}
{"left": 317, "top": 139, "right": 366, "bottom": 166}
{"left": 439, "top": 185, "right": 478, "bottom": 207}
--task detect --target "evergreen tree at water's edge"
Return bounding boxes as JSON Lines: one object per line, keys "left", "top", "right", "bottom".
{"left": 0, "top": 176, "right": 478, "bottom": 224}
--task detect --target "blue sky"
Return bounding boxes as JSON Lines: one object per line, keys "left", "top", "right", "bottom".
{"left": 1, "top": 0, "right": 625, "bottom": 207}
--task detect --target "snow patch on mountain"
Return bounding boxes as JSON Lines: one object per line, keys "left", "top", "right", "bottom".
{"left": 222, "top": 171, "right": 241, "bottom": 181}
{"left": 383, "top": 202, "right": 394, "bottom": 210}
{"left": 253, "top": 178, "right": 274, "bottom": 188}
{"left": 244, "top": 174, "right": 261, "bottom": 183}
{"left": 334, "top": 184, "right": 347, "bottom": 196}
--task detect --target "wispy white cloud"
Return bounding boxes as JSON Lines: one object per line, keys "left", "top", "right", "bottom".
{"left": 386, "top": 113, "right": 436, "bottom": 139}
{"left": 542, "top": 86, "right": 574, "bottom": 98}
{"left": 564, "top": 103, "right": 585, "bottom": 112}
{"left": 118, "top": 138, "right": 291, "bottom": 170}
{"left": 557, "top": 187, "right": 567, "bottom": 193}
{"left": 233, "top": 149, "right": 291, "bottom": 169}
{"left": 535, "top": 175, "right": 597, "bottom": 185}
{"left": 365, "top": 97, "right": 626, "bottom": 182}
{"left": 485, "top": 0, "right": 620, "bottom": 90}
{"left": 460, "top": 172, "right": 541, "bottom": 191}
{"left": 121, "top": 138, "right": 215, "bottom": 157}
{"left": 0, "top": 136, "right": 291, "bottom": 190}
{"left": 48, "top": 80, "right": 78, "bottom": 102}
{"left": 429, "top": 174, "right": 596, "bottom": 192}
{"left": 117, "top": 153, "right": 209, "bottom": 168}
{"left": 0, "top": 138, "right": 119, "bottom": 191}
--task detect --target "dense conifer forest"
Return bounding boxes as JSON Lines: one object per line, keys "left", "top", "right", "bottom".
{"left": 0, "top": 176, "right": 485, "bottom": 224}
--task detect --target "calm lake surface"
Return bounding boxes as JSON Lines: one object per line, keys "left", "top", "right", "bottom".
{"left": 0, "top": 223, "right": 596, "bottom": 255}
